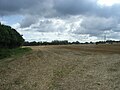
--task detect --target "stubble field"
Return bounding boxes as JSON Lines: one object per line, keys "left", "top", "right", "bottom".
{"left": 0, "top": 44, "right": 120, "bottom": 90}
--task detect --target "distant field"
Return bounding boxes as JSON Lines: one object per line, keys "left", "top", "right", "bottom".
{"left": 0, "top": 44, "right": 120, "bottom": 90}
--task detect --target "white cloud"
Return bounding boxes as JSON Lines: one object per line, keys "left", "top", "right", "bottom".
{"left": 98, "top": 0, "right": 120, "bottom": 6}
{"left": 11, "top": 23, "right": 20, "bottom": 29}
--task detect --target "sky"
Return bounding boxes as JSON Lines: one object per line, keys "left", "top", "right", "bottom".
{"left": 0, "top": 0, "right": 120, "bottom": 42}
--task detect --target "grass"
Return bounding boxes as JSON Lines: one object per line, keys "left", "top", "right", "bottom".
{"left": 0, "top": 47, "right": 32, "bottom": 59}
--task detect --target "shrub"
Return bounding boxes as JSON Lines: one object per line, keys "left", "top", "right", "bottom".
{"left": 0, "top": 23, "right": 24, "bottom": 48}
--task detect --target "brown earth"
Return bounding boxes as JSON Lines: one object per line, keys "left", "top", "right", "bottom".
{"left": 0, "top": 44, "right": 120, "bottom": 90}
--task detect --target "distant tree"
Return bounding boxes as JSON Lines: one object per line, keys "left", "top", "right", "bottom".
{"left": 72, "top": 41, "right": 80, "bottom": 44}
{"left": 51, "top": 40, "right": 69, "bottom": 45}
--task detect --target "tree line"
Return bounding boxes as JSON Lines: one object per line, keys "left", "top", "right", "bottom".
{"left": 96, "top": 40, "right": 120, "bottom": 45}
{"left": 24, "top": 40, "right": 120, "bottom": 46}
{"left": 23, "top": 40, "right": 82, "bottom": 46}
{"left": 0, "top": 23, "right": 24, "bottom": 48}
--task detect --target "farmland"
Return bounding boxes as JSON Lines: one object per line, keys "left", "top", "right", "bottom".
{"left": 0, "top": 44, "right": 120, "bottom": 90}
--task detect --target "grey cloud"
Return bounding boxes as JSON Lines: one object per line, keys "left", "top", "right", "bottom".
{"left": 53, "top": 0, "right": 120, "bottom": 17}
{"left": 20, "top": 18, "right": 66, "bottom": 33}
{"left": 34, "top": 20, "right": 56, "bottom": 32}
{"left": 0, "top": 0, "right": 36, "bottom": 15}
{"left": 73, "top": 16, "right": 119, "bottom": 37}
{"left": 1, "top": 0, "right": 120, "bottom": 18}
{"left": 0, "top": 0, "right": 52, "bottom": 16}
{"left": 81, "top": 17, "right": 117, "bottom": 31}
{"left": 113, "top": 24, "right": 120, "bottom": 32}
{"left": 20, "top": 15, "right": 38, "bottom": 28}
{"left": 53, "top": 0, "right": 98, "bottom": 15}
{"left": 108, "top": 32, "right": 120, "bottom": 40}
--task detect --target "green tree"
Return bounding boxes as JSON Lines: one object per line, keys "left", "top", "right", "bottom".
{"left": 0, "top": 24, "right": 24, "bottom": 48}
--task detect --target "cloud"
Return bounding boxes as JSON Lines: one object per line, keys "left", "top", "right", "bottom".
{"left": 1, "top": 0, "right": 120, "bottom": 18}
{"left": 53, "top": 0, "right": 98, "bottom": 15}
{"left": 20, "top": 15, "right": 38, "bottom": 28}
{"left": 1, "top": 0, "right": 120, "bottom": 42}
{"left": 54, "top": 0, "right": 120, "bottom": 18}
{"left": 0, "top": 0, "right": 53, "bottom": 16}
{"left": 0, "top": 0, "right": 36, "bottom": 15}
{"left": 13, "top": 14, "right": 120, "bottom": 42}
{"left": 73, "top": 16, "right": 119, "bottom": 37}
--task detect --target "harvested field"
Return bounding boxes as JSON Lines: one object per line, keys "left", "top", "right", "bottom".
{"left": 0, "top": 44, "right": 120, "bottom": 90}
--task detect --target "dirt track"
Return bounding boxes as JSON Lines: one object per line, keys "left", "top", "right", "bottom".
{"left": 0, "top": 44, "right": 120, "bottom": 90}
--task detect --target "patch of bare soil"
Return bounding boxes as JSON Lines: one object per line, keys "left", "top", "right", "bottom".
{"left": 0, "top": 44, "right": 120, "bottom": 90}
